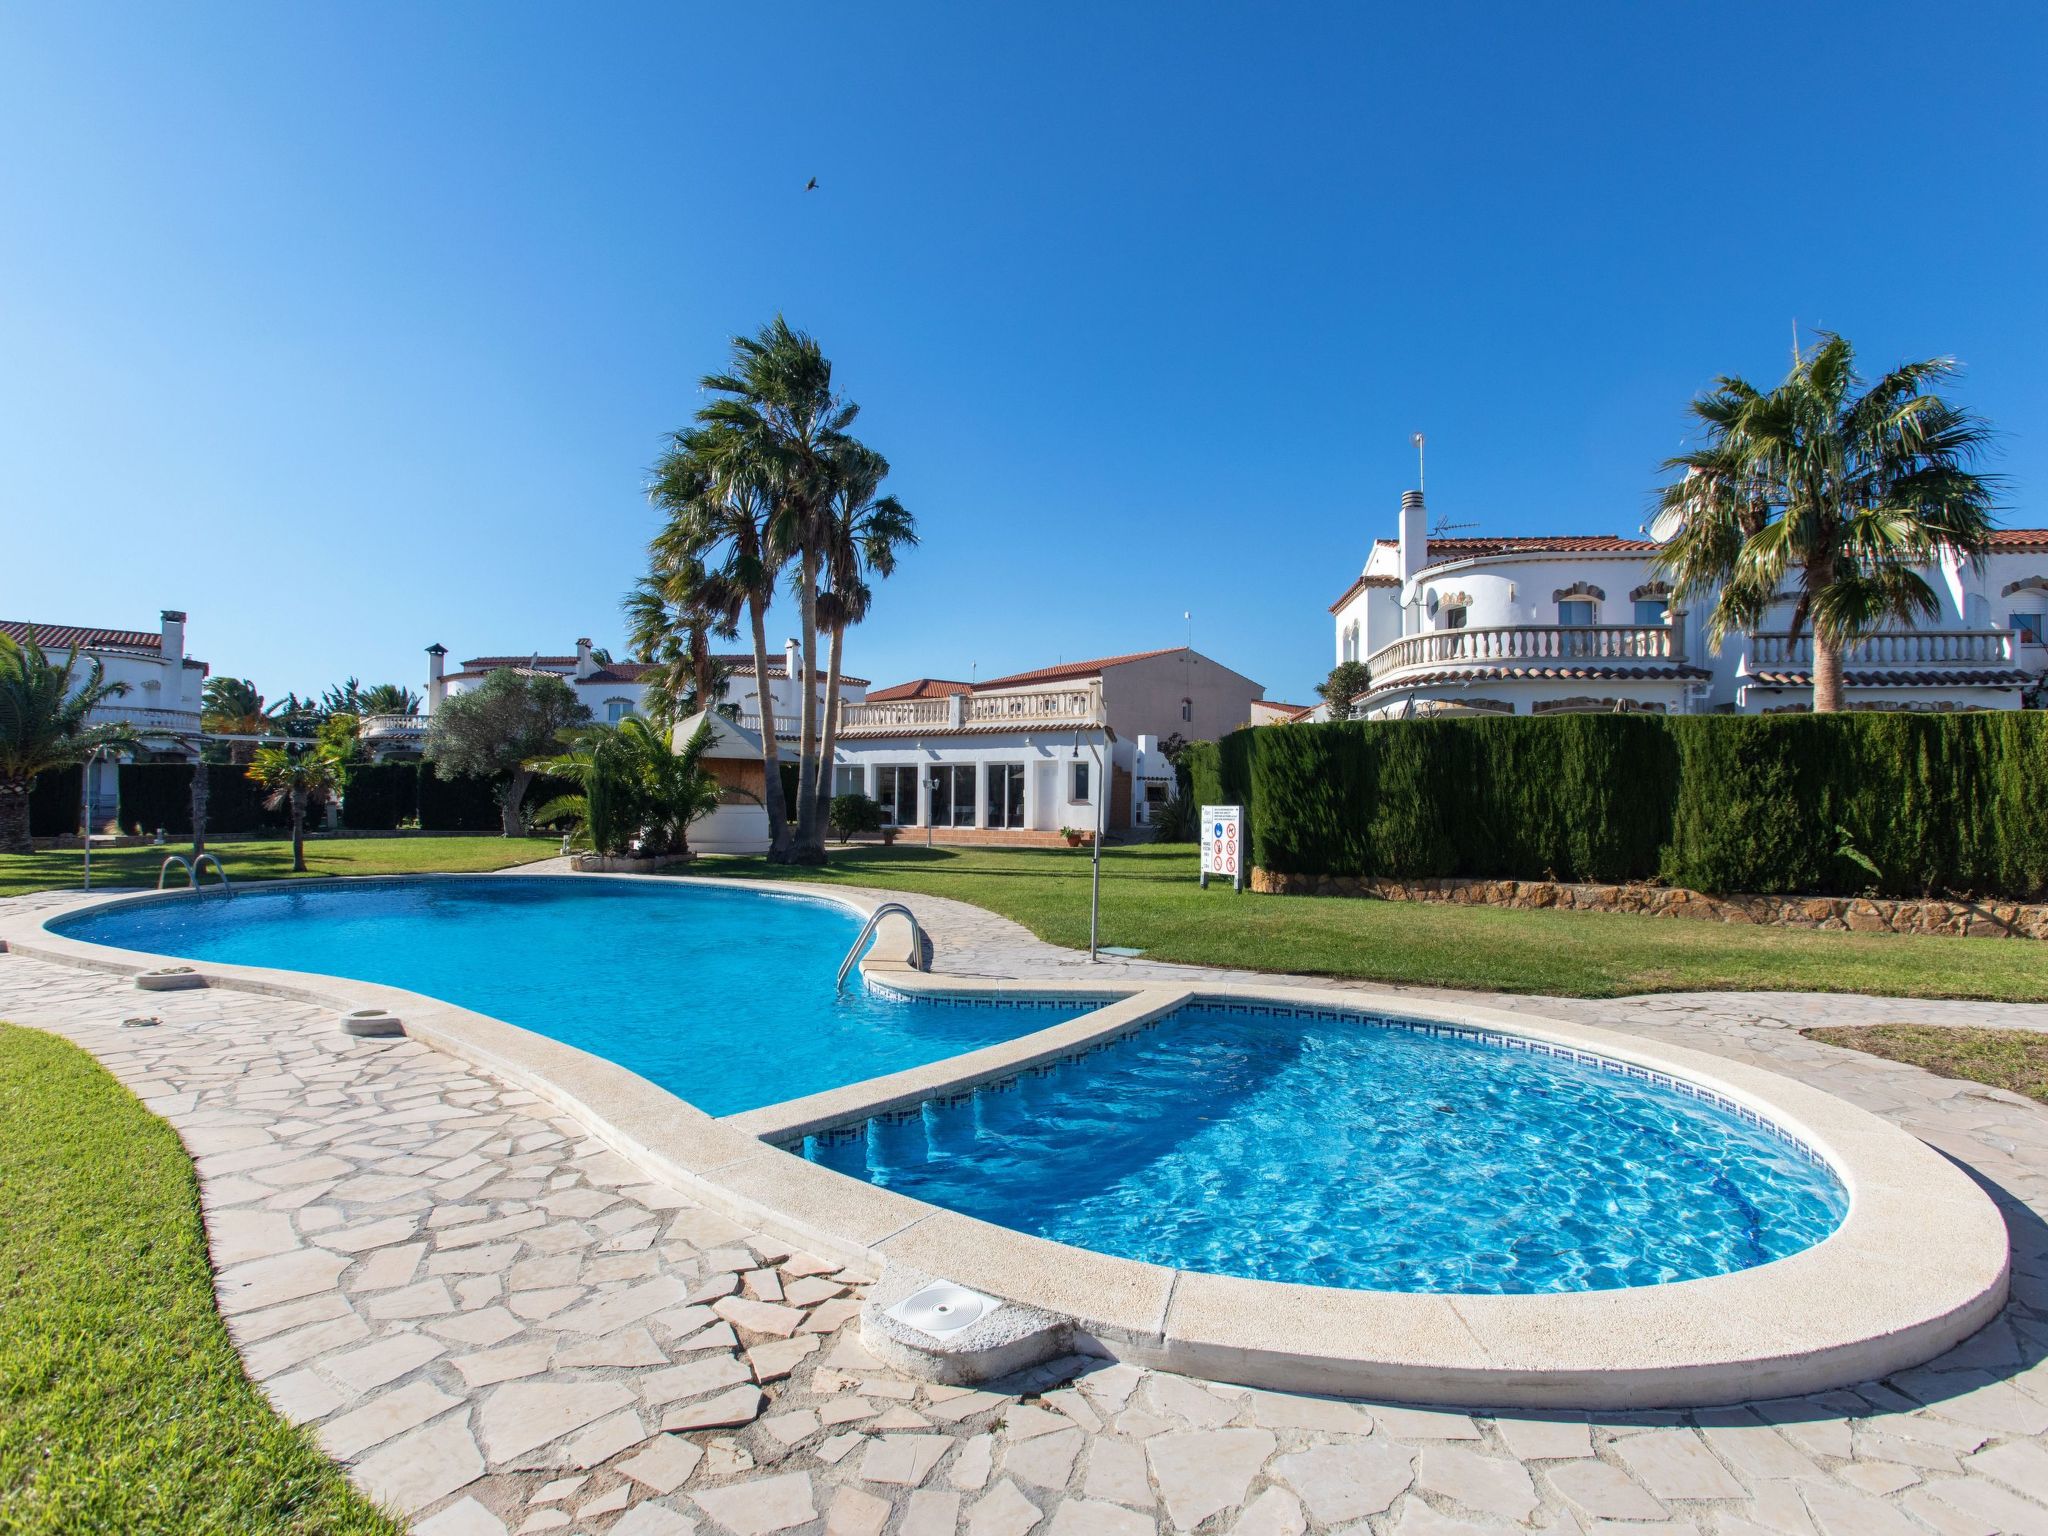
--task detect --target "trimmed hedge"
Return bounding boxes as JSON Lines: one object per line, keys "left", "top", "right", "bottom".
{"left": 27, "top": 766, "right": 83, "bottom": 837}
{"left": 1221, "top": 713, "right": 2048, "bottom": 900}
{"left": 117, "top": 764, "right": 279, "bottom": 836}
{"left": 341, "top": 764, "right": 421, "bottom": 831}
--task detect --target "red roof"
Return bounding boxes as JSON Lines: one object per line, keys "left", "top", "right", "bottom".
{"left": 1989, "top": 529, "right": 2048, "bottom": 549}
{"left": 975, "top": 647, "right": 1187, "bottom": 691}
{"left": 866, "top": 678, "right": 973, "bottom": 702}
{"left": 1, "top": 620, "right": 163, "bottom": 654}
{"left": 1373, "top": 535, "right": 1664, "bottom": 557}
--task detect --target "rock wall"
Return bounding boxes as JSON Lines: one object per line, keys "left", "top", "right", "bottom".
{"left": 1249, "top": 869, "right": 2048, "bottom": 940}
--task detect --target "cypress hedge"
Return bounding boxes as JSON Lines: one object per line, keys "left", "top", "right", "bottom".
{"left": 117, "top": 764, "right": 278, "bottom": 836}
{"left": 340, "top": 763, "right": 421, "bottom": 831}
{"left": 1217, "top": 712, "right": 2048, "bottom": 900}
{"left": 27, "top": 766, "right": 83, "bottom": 837}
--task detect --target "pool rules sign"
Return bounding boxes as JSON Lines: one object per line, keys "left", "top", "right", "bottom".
{"left": 1200, "top": 805, "right": 1244, "bottom": 891}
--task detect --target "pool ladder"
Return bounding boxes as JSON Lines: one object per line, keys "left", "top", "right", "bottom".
{"left": 835, "top": 902, "right": 923, "bottom": 992}
{"left": 159, "top": 854, "right": 231, "bottom": 894}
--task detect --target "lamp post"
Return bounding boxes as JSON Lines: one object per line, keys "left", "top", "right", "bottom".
{"left": 1089, "top": 726, "right": 1108, "bottom": 961}
{"left": 80, "top": 744, "right": 105, "bottom": 890}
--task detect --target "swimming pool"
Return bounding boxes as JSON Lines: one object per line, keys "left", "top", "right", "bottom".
{"left": 53, "top": 877, "right": 1108, "bottom": 1116}
{"left": 804, "top": 1000, "right": 1850, "bottom": 1294}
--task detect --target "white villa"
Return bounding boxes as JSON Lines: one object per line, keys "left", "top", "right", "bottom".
{"left": 680, "top": 646, "right": 1265, "bottom": 851}
{"left": 1327, "top": 489, "right": 2048, "bottom": 719}
{"left": 360, "top": 637, "right": 869, "bottom": 758}
{"left": 4, "top": 611, "right": 209, "bottom": 825}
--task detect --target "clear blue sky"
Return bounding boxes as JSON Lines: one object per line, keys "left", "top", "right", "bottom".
{"left": 4, "top": 4, "right": 2043, "bottom": 707}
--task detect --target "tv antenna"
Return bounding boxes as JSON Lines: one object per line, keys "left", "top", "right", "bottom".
{"left": 1431, "top": 515, "right": 1480, "bottom": 536}
{"left": 1411, "top": 432, "right": 1425, "bottom": 492}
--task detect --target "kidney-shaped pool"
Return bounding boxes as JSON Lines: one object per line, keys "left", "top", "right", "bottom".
{"left": 804, "top": 1000, "right": 1851, "bottom": 1294}
{"left": 54, "top": 877, "right": 1109, "bottom": 1116}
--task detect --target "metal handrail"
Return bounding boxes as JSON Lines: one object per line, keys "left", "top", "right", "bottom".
{"left": 158, "top": 854, "right": 230, "bottom": 894}
{"left": 835, "top": 901, "right": 923, "bottom": 993}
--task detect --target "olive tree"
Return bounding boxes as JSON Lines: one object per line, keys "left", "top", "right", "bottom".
{"left": 424, "top": 670, "right": 589, "bottom": 835}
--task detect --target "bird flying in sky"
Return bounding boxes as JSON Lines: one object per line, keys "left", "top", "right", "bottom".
{"left": 804, "top": 176, "right": 819, "bottom": 191}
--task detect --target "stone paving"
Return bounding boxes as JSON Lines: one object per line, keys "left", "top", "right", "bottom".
{"left": 4, "top": 878, "right": 2048, "bottom": 1534}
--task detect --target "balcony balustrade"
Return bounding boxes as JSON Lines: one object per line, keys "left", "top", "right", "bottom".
{"left": 1746, "top": 630, "right": 2016, "bottom": 670}
{"left": 1364, "top": 624, "right": 1682, "bottom": 687}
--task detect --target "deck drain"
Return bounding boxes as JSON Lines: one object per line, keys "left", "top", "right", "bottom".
{"left": 885, "top": 1280, "right": 996, "bottom": 1339}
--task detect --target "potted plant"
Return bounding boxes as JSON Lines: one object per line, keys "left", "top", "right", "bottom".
{"left": 1060, "top": 826, "right": 1092, "bottom": 848}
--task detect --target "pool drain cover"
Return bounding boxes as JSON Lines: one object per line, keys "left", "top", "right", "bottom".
{"left": 886, "top": 1280, "right": 996, "bottom": 1339}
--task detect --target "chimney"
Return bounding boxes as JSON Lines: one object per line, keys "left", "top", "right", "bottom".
{"left": 784, "top": 636, "right": 801, "bottom": 687}
{"left": 426, "top": 643, "right": 447, "bottom": 712}
{"left": 1397, "top": 490, "right": 1428, "bottom": 585}
{"left": 159, "top": 610, "right": 186, "bottom": 704}
{"left": 575, "top": 637, "right": 595, "bottom": 680}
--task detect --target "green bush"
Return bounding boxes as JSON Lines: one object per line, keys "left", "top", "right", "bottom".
{"left": 117, "top": 764, "right": 278, "bottom": 836}
{"left": 340, "top": 764, "right": 421, "bottom": 831}
{"left": 27, "top": 765, "right": 83, "bottom": 837}
{"left": 828, "top": 793, "right": 884, "bottom": 839}
{"left": 1148, "top": 793, "right": 1199, "bottom": 843}
{"left": 1230, "top": 712, "right": 2048, "bottom": 900}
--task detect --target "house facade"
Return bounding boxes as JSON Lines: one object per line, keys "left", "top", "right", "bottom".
{"left": 1328, "top": 489, "right": 2048, "bottom": 719}
{"left": 360, "top": 636, "right": 868, "bottom": 758}
{"left": 681, "top": 646, "right": 1265, "bottom": 850}
{"left": 3, "top": 610, "right": 209, "bottom": 824}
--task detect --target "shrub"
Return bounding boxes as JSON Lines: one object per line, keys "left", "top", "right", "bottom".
{"left": 27, "top": 765, "right": 82, "bottom": 837}
{"left": 340, "top": 764, "right": 420, "bottom": 831}
{"left": 1227, "top": 712, "right": 2048, "bottom": 900}
{"left": 117, "top": 764, "right": 278, "bottom": 836}
{"left": 1149, "top": 792, "right": 1198, "bottom": 843}
{"left": 828, "top": 793, "right": 884, "bottom": 839}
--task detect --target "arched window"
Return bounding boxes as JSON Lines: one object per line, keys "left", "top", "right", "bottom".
{"left": 1180, "top": 698, "right": 1192, "bottom": 723}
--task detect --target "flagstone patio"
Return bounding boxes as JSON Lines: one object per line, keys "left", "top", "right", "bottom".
{"left": 2, "top": 878, "right": 2045, "bottom": 1534}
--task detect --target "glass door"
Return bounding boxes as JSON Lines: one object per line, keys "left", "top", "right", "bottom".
{"left": 985, "top": 763, "right": 1026, "bottom": 829}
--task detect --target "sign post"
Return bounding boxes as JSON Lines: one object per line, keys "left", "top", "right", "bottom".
{"left": 1199, "top": 804, "right": 1243, "bottom": 892}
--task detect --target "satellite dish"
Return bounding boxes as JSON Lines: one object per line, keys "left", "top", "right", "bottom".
{"left": 885, "top": 1280, "right": 996, "bottom": 1339}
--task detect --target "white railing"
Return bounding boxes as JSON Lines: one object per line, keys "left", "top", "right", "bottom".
{"left": 1747, "top": 630, "right": 2017, "bottom": 669}
{"left": 836, "top": 685, "right": 1105, "bottom": 735}
{"left": 1364, "top": 625, "right": 1682, "bottom": 684}
{"left": 359, "top": 713, "right": 429, "bottom": 738}
{"left": 837, "top": 698, "right": 954, "bottom": 731}
{"left": 88, "top": 704, "right": 203, "bottom": 734}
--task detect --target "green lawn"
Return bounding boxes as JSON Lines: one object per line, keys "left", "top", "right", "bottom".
{"left": 701, "top": 843, "right": 2048, "bottom": 1002}
{"left": 1805, "top": 1024, "right": 2048, "bottom": 1104}
{"left": 0, "top": 1023, "right": 403, "bottom": 1535}
{"left": 0, "top": 835, "right": 558, "bottom": 898}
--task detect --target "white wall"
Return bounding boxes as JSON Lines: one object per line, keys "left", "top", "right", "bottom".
{"left": 833, "top": 730, "right": 1125, "bottom": 832}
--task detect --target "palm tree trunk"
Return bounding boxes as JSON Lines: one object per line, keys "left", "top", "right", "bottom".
{"left": 1812, "top": 632, "right": 1846, "bottom": 714}
{"left": 290, "top": 790, "right": 307, "bottom": 873}
{"left": 0, "top": 777, "right": 30, "bottom": 856}
{"left": 815, "top": 622, "right": 846, "bottom": 848}
{"left": 189, "top": 759, "right": 208, "bottom": 855}
{"left": 746, "top": 598, "right": 792, "bottom": 860}
{"left": 500, "top": 768, "right": 534, "bottom": 837}
{"left": 792, "top": 551, "right": 824, "bottom": 864}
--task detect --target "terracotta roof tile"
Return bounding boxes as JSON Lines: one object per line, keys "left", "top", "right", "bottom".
{"left": 865, "top": 678, "right": 973, "bottom": 702}
{"left": 974, "top": 647, "right": 1186, "bottom": 691}
{"left": 1, "top": 620, "right": 164, "bottom": 653}
{"left": 1747, "top": 669, "right": 2031, "bottom": 689}
{"left": 1989, "top": 529, "right": 2048, "bottom": 550}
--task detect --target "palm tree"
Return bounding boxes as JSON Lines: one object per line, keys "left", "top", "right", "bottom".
{"left": 624, "top": 564, "right": 733, "bottom": 731}
{"left": 1655, "top": 334, "right": 1998, "bottom": 712}
{"left": 698, "top": 318, "right": 856, "bottom": 865}
{"left": 202, "top": 676, "right": 268, "bottom": 734}
{"left": 358, "top": 683, "right": 423, "bottom": 716}
{"left": 245, "top": 743, "right": 347, "bottom": 873}
{"left": 648, "top": 423, "right": 795, "bottom": 859}
{"left": 812, "top": 440, "right": 916, "bottom": 843}
{"left": 0, "top": 633, "right": 138, "bottom": 854}
{"left": 529, "top": 718, "right": 722, "bottom": 857}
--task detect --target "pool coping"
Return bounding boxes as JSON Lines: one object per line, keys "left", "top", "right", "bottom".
{"left": 0, "top": 871, "right": 2012, "bottom": 1410}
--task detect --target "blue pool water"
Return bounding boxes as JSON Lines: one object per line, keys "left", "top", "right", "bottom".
{"left": 55, "top": 878, "right": 1106, "bottom": 1116}
{"left": 806, "top": 1003, "right": 1850, "bottom": 1294}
